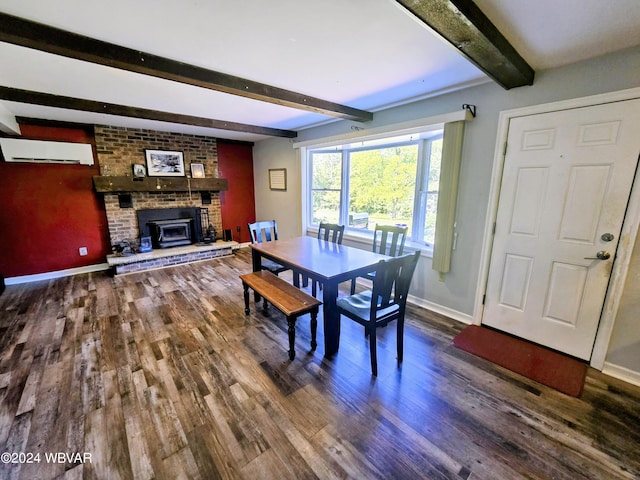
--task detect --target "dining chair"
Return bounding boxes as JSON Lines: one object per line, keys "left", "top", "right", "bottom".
{"left": 337, "top": 250, "right": 421, "bottom": 376}
{"left": 248, "top": 220, "right": 289, "bottom": 276}
{"left": 351, "top": 224, "right": 408, "bottom": 294}
{"left": 310, "top": 222, "right": 345, "bottom": 296}
{"left": 318, "top": 222, "right": 345, "bottom": 244}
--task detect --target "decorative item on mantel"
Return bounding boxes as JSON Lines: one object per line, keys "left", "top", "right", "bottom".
{"left": 132, "top": 164, "right": 146, "bottom": 181}
{"left": 191, "top": 163, "right": 205, "bottom": 178}
{"left": 145, "top": 149, "right": 185, "bottom": 177}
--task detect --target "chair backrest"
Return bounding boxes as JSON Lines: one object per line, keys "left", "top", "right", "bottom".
{"left": 248, "top": 220, "right": 279, "bottom": 244}
{"left": 317, "top": 222, "right": 345, "bottom": 244}
{"left": 371, "top": 250, "right": 421, "bottom": 316}
{"left": 372, "top": 224, "right": 408, "bottom": 257}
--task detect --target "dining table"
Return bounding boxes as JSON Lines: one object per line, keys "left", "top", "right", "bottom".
{"left": 249, "top": 235, "right": 389, "bottom": 356}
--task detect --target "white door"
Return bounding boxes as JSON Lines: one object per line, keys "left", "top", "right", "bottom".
{"left": 483, "top": 99, "right": 640, "bottom": 360}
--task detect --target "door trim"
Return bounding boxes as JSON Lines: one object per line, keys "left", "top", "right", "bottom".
{"left": 473, "top": 86, "right": 640, "bottom": 369}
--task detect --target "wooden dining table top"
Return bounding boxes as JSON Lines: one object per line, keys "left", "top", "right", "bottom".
{"left": 249, "top": 236, "right": 389, "bottom": 281}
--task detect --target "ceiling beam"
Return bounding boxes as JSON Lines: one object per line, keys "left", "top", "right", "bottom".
{"left": 0, "top": 86, "right": 298, "bottom": 138}
{"left": 0, "top": 101, "right": 20, "bottom": 134}
{"left": 395, "top": 0, "right": 534, "bottom": 89}
{"left": 0, "top": 12, "right": 373, "bottom": 122}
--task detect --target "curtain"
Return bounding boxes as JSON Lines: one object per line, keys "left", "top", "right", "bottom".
{"left": 432, "top": 120, "right": 465, "bottom": 276}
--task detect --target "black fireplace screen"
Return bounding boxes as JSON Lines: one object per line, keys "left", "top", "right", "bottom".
{"left": 148, "top": 219, "right": 192, "bottom": 248}
{"left": 136, "top": 207, "right": 216, "bottom": 249}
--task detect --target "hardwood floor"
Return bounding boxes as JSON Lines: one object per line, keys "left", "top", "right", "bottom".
{"left": 1, "top": 248, "right": 639, "bottom": 479}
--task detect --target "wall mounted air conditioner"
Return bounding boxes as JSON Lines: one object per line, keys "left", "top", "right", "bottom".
{"left": 0, "top": 138, "right": 94, "bottom": 165}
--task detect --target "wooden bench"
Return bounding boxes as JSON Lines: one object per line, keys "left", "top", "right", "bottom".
{"left": 240, "top": 270, "right": 322, "bottom": 360}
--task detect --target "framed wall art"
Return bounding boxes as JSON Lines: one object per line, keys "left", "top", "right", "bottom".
{"left": 145, "top": 149, "right": 185, "bottom": 177}
{"left": 269, "top": 168, "right": 287, "bottom": 191}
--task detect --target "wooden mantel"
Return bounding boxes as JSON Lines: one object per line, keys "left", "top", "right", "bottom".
{"left": 93, "top": 176, "right": 228, "bottom": 193}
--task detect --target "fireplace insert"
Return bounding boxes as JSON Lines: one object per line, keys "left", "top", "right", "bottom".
{"left": 137, "top": 207, "right": 202, "bottom": 249}
{"left": 148, "top": 219, "right": 193, "bottom": 248}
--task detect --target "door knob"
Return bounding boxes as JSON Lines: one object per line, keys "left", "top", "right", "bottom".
{"left": 584, "top": 251, "right": 611, "bottom": 260}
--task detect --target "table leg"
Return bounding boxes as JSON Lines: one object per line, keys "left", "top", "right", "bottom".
{"left": 322, "top": 280, "right": 340, "bottom": 355}
{"left": 310, "top": 306, "right": 318, "bottom": 351}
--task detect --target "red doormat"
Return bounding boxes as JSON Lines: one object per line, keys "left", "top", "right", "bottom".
{"left": 453, "top": 325, "right": 588, "bottom": 397}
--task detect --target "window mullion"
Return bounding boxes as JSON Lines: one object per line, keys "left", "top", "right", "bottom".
{"left": 412, "top": 139, "right": 428, "bottom": 243}
{"left": 340, "top": 149, "right": 350, "bottom": 227}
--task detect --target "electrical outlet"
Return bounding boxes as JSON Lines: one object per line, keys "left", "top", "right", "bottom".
{"left": 79, "top": 247, "right": 88, "bottom": 256}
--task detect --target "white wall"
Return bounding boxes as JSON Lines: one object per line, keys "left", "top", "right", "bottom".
{"left": 253, "top": 47, "right": 640, "bottom": 376}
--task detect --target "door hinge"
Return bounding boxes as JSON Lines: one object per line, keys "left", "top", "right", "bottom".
{"left": 482, "top": 294, "right": 486, "bottom": 305}
{"left": 492, "top": 222, "right": 496, "bottom": 235}
{"left": 503, "top": 142, "right": 508, "bottom": 156}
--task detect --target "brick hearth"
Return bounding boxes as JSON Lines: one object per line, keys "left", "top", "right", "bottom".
{"left": 107, "top": 242, "right": 237, "bottom": 275}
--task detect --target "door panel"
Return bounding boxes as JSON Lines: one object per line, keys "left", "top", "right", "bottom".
{"left": 483, "top": 99, "right": 640, "bottom": 360}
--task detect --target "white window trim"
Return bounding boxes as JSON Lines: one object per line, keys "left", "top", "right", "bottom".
{"left": 297, "top": 109, "right": 474, "bottom": 254}
{"left": 293, "top": 109, "right": 472, "bottom": 149}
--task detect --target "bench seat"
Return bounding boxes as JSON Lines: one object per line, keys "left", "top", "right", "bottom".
{"left": 240, "top": 270, "right": 322, "bottom": 360}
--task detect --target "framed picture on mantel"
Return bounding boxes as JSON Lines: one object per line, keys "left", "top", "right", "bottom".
{"left": 145, "top": 149, "right": 185, "bottom": 177}
{"left": 190, "top": 163, "right": 205, "bottom": 178}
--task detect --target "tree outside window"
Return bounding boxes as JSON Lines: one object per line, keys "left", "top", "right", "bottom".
{"left": 309, "top": 131, "right": 443, "bottom": 246}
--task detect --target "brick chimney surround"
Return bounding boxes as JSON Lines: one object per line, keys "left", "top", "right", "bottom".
{"left": 95, "top": 125, "right": 235, "bottom": 274}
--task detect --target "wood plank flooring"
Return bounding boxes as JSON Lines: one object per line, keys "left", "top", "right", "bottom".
{"left": 1, "top": 248, "right": 639, "bottom": 479}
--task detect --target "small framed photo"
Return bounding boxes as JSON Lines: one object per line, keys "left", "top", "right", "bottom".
{"left": 132, "top": 164, "right": 146, "bottom": 178}
{"left": 190, "top": 163, "right": 205, "bottom": 178}
{"left": 145, "top": 149, "right": 185, "bottom": 177}
{"left": 139, "top": 236, "right": 152, "bottom": 252}
{"left": 269, "top": 168, "right": 287, "bottom": 191}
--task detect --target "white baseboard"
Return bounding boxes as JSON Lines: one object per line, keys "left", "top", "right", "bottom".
{"left": 349, "top": 277, "right": 472, "bottom": 325}
{"left": 5, "top": 263, "right": 110, "bottom": 285}
{"left": 602, "top": 362, "right": 640, "bottom": 388}
{"left": 408, "top": 294, "right": 473, "bottom": 325}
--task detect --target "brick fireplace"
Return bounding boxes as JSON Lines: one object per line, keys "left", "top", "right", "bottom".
{"left": 94, "top": 125, "right": 234, "bottom": 273}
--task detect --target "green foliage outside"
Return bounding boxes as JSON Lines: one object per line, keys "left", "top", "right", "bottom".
{"left": 311, "top": 138, "right": 442, "bottom": 243}
{"left": 311, "top": 146, "right": 417, "bottom": 222}
{"left": 349, "top": 145, "right": 418, "bottom": 221}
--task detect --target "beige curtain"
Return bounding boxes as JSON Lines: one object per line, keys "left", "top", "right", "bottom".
{"left": 432, "top": 120, "right": 465, "bottom": 276}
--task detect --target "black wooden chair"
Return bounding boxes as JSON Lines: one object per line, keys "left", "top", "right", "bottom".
{"left": 248, "top": 220, "right": 289, "bottom": 276}
{"left": 337, "top": 250, "right": 421, "bottom": 376}
{"left": 351, "top": 224, "right": 408, "bottom": 294}
{"left": 317, "top": 222, "right": 345, "bottom": 244}
{"left": 309, "top": 222, "right": 345, "bottom": 296}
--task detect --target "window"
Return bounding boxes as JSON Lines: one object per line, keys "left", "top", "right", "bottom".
{"left": 308, "top": 130, "right": 443, "bottom": 246}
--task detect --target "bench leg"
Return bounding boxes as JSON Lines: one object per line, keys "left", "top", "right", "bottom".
{"left": 310, "top": 307, "right": 318, "bottom": 351}
{"left": 287, "top": 315, "right": 296, "bottom": 360}
{"left": 242, "top": 282, "right": 250, "bottom": 315}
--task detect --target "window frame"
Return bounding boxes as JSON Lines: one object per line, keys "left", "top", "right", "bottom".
{"left": 306, "top": 131, "right": 443, "bottom": 251}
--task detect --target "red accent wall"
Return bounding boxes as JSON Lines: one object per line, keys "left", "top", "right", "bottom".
{"left": 217, "top": 141, "right": 256, "bottom": 243}
{"left": 0, "top": 125, "right": 111, "bottom": 278}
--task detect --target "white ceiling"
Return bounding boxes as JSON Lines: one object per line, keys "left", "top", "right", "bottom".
{"left": 1, "top": 0, "right": 639, "bottom": 143}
